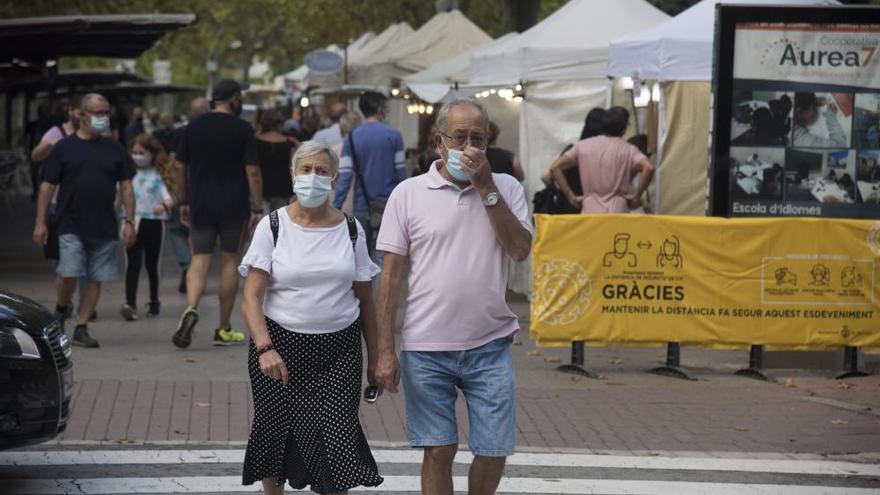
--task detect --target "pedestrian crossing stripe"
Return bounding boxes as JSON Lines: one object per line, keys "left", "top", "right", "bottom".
{"left": 2, "top": 449, "right": 879, "bottom": 477}
{"left": 4, "top": 475, "right": 879, "bottom": 494}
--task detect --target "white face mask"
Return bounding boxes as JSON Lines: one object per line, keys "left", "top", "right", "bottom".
{"left": 132, "top": 152, "right": 152, "bottom": 168}
{"left": 293, "top": 173, "right": 333, "bottom": 208}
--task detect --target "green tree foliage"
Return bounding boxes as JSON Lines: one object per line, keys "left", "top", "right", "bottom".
{"left": 1, "top": 0, "right": 877, "bottom": 87}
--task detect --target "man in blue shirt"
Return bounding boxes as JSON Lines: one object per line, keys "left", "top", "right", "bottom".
{"left": 333, "top": 91, "right": 406, "bottom": 261}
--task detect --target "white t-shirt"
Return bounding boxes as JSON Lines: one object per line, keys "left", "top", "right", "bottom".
{"left": 239, "top": 208, "right": 380, "bottom": 334}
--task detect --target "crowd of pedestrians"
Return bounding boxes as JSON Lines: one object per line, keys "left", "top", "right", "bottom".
{"left": 27, "top": 80, "right": 653, "bottom": 494}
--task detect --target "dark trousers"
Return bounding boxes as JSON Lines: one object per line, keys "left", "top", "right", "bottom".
{"left": 124, "top": 219, "right": 164, "bottom": 307}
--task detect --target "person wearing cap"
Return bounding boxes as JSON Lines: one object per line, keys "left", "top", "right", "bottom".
{"left": 173, "top": 79, "right": 263, "bottom": 348}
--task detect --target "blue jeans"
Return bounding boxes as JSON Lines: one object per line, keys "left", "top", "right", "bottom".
{"left": 56, "top": 234, "right": 118, "bottom": 282}
{"left": 401, "top": 337, "right": 516, "bottom": 457}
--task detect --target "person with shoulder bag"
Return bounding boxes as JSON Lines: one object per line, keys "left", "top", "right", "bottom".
{"left": 239, "top": 141, "right": 384, "bottom": 494}
{"left": 332, "top": 91, "right": 407, "bottom": 265}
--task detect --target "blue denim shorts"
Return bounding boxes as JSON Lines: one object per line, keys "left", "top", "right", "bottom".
{"left": 401, "top": 336, "right": 516, "bottom": 457}
{"left": 57, "top": 233, "right": 119, "bottom": 282}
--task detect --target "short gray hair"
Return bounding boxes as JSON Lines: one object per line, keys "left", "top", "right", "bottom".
{"left": 291, "top": 140, "right": 340, "bottom": 174}
{"left": 435, "top": 98, "right": 489, "bottom": 133}
{"left": 81, "top": 93, "right": 109, "bottom": 111}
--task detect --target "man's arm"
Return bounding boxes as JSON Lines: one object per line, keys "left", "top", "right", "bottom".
{"left": 31, "top": 139, "right": 57, "bottom": 162}
{"left": 245, "top": 164, "right": 263, "bottom": 210}
{"left": 374, "top": 252, "right": 405, "bottom": 393}
{"left": 32, "top": 182, "right": 57, "bottom": 246}
{"left": 245, "top": 164, "right": 263, "bottom": 231}
{"left": 333, "top": 143, "right": 354, "bottom": 208}
{"left": 463, "top": 147, "right": 532, "bottom": 262}
{"left": 120, "top": 180, "right": 136, "bottom": 248}
{"left": 628, "top": 158, "right": 655, "bottom": 202}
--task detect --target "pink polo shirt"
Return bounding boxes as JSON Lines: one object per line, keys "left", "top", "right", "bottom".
{"left": 564, "top": 135, "right": 646, "bottom": 214}
{"left": 376, "top": 161, "right": 533, "bottom": 352}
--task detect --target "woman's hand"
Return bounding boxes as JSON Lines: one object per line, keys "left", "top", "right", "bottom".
{"left": 259, "top": 350, "right": 289, "bottom": 386}
{"left": 570, "top": 195, "right": 584, "bottom": 210}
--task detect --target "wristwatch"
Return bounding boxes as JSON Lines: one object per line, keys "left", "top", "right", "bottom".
{"left": 482, "top": 191, "right": 499, "bottom": 207}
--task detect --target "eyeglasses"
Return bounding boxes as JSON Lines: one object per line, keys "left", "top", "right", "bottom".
{"left": 440, "top": 132, "right": 487, "bottom": 150}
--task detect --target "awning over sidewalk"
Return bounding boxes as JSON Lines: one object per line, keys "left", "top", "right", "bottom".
{"left": 0, "top": 13, "right": 197, "bottom": 63}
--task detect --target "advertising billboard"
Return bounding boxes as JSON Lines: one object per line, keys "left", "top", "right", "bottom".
{"left": 710, "top": 6, "right": 880, "bottom": 219}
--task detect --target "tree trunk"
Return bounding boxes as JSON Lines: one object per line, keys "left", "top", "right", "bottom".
{"left": 501, "top": 0, "right": 541, "bottom": 33}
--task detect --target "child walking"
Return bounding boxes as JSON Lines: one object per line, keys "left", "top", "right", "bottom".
{"left": 120, "top": 134, "right": 175, "bottom": 320}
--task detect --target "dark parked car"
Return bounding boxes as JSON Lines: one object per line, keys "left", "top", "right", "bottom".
{"left": 0, "top": 291, "right": 72, "bottom": 449}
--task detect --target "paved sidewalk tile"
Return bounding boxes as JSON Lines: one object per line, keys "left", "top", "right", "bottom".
{"left": 57, "top": 377, "right": 880, "bottom": 454}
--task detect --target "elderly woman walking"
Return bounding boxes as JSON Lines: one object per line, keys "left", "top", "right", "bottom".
{"left": 239, "top": 141, "right": 384, "bottom": 494}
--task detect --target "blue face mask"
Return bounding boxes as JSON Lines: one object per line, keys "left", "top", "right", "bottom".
{"left": 442, "top": 141, "right": 470, "bottom": 183}
{"left": 90, "top": 115, "right": 110, "bottom": 135}
{"left": 293, "top": 173, "right": 333, "bottom": 208}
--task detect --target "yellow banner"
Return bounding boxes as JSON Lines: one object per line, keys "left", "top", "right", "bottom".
{"left": 530, "top": 214, "right": 880, "bottom": 352}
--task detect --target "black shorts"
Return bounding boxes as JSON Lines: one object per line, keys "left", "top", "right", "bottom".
{"left": 190, "top": 220, "right": 246, "bottom": 255}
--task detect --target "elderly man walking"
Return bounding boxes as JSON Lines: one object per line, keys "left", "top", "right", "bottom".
{"left": 33, "top": 93, "right": 137, "bottom": 347}
{"left": 373, "top": 98, "right": 532, "bottom": 495}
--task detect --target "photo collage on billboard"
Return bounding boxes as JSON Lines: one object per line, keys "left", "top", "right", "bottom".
{"left": 729, "top": 90, "right": 877, "bottom": 206}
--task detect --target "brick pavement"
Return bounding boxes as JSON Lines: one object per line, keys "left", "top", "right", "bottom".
{"left": 3, "top": 197, "right": 880, "bottom": 455}
{"left": 55, "top": 375, "right": 880, "bottom": 454}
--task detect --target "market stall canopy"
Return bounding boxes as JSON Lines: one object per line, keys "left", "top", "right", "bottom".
{"left": 347, "top": 23, "right": 414, "bottom": 66}
{"left": 469, "top": 0, "right": 669, "bottom": 85}
{"left": 91, "top": 81, "right": 202, "bottom": 96}
{"left": 275, "top": 30, "right": 377, "bottom": 90}
{"left": 0, "top": 14, "right": 197, "bottom": 64}
{"left": 0, "top": 69, "right": 148, "bottom": 93}
{"left": 607, "top": 0, "right": 840, "bottom": 81}
{"left": 351, "top": 10, "right": 490, "bottom": 87}
{"left": 404, "top": 33, "right": 517, "bottom": 103}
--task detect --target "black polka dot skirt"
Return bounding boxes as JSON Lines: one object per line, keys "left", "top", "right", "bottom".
{"left": 242, "top": 317, "right": 383, "bottom": 493}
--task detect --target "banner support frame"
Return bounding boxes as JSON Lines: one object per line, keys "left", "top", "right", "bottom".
{"left": 836, "top": 346, "right": 870, "bottom": 380}
{"left": 649, "top": 342, "right": 696, "bottom": 381}
{"left": 556, "top": 341, "right": 598, "bottom": 378}
{"left": 735, "top": 345, "right": 773, "bottom": 382}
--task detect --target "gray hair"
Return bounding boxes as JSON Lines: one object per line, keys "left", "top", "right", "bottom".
{"left": 81, "top": 93, "right": 109, "bottom": 111}
{"left": 291, "top": 140, "right": 340, "bottom": 174}
{"left": 435, "top": 97, "right": 489, "bottom": 133}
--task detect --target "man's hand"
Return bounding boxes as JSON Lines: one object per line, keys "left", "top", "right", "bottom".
{"left": 122, "top": 223, "right": 136, "bottom": 249}
{"left": 571, "top": 195, "right": 584, "bottom": 210}
{"left": 374, "top": 351, "right": 401, "bottom": 393}
{"left": 33, "top": 223, "right": 48, "bottom": 246}
{"left": 180, "top": 205, "right": 191, "bottom": 228}
{"left": 460, "top": 146, "right": 494, "bottom": 193}
{"left": 248, "top": 211, "right": 262, "bottom": 233}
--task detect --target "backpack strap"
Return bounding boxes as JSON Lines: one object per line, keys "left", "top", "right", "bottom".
{"left": 269, "top": 210, "right": 279, "bottom": 247}
{"left": 343, "top": 213, "right": 358, "bottom": 253}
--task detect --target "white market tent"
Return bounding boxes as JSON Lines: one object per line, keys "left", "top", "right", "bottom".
{"left": 404, "top": 32, "right": 517, "bottom": 104}
{"left": 467, "top": 0, "right": 670, "bottom": 294}
{"left": 349, "top": 10, "right": 491, "bottom": 88}
{"left": 606, "top": 0, "right": 839, "bottom": 216}
{"left": 346, "top": 22, "right": 414, "bottom": 69}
